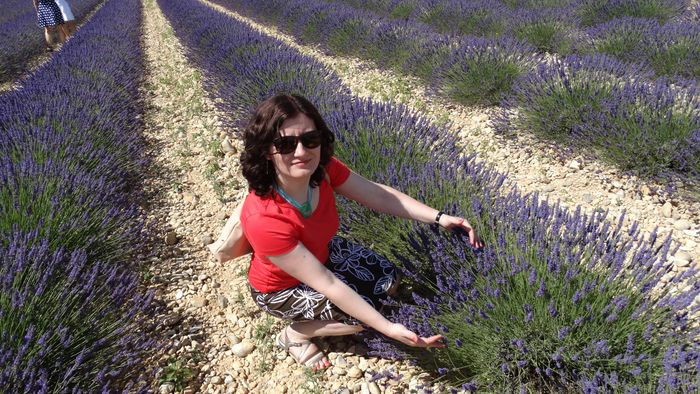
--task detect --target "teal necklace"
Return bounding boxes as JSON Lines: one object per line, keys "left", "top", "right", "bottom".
{"left": 275, "top": 183, "right": 313, "bottom": 218}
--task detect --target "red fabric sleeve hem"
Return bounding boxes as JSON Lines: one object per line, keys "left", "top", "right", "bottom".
{"left": 261, "top": 241, "right": 298, "bottom": 258}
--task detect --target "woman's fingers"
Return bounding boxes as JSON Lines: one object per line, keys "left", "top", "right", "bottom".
{"left": 415, "top": 334, "right": 446, "bottom": 348}
{"left": 445, "top": 216, "right": 483, "bottom": 248}
{"left": 395, "top": 328, "right": 445, "bottom": 348}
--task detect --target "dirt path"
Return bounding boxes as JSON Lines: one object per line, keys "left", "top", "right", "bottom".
{"left": 136, "top": 0, "right": 699, "bottom": 392}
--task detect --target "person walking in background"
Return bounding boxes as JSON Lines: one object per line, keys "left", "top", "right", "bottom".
{"left": 54, "top": 0, "right": 77, "bottom": 38}
{"left": 33, "top": 0, "right": 65, "bottom": 51}
{"left": 237, "top": 93, "right": 483, "bottom": 370}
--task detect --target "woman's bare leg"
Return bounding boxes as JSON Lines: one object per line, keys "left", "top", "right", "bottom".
{"left": 66, "top": 20, "right": 77, "bottom": 35}
{"left": 284, "top": 320, "right": 363, "bottom": 369}
{"left": 44, "top": 27, "right": 55, "bottom": 47}
{"left": 58, "top": 24, "right": 70, "bottom": 41}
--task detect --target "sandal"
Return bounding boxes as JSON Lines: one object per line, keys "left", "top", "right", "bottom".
{"left": 275, "top": 327, "right": 329, "bottom": 370}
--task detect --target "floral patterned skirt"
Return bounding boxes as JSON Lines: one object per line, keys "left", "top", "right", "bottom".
{"left": 249, "top": 236, "right": 399, "bottom": 325}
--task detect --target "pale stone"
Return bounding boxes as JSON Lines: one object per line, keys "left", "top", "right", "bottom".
{"left": 674, "top": 220, "right": 692, "bottom": 231}
{"left": 661, "top": 202, "right": 673, "bottom": 218}
{"left": 360, "top": 382, "right": 370, "bottom": 394}
{"left": 675, "top": 259, "right": 691, "bottom": 268}
{"left": 332, "top": 366, "right": 347, "bottom": 376}
{"left": 232, "top": 341, "right": 255, "bottom": 357}
{"left": 159, "top": 383, "right": 175, "bottom": 394}
{"left": 567, "top": 160, "right": 582, "bottom": 170}
{"left": 347, "top": 366, "right": 363, "bottom": 378}
{"left": 221, "top": 138, "right": 237, "bottom": 153}
{"left": 190, "top": 296, "right": 208, "bottom": 308}
{"left": 674, "top": 251, "right": 693, "bottom": 263}
{"left": 211, "top": 376, "right": 223, "bottom": 385}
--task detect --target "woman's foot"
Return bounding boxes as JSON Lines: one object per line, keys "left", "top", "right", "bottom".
{"left": 276, "top": 326, "right": 330, "bottom": 370}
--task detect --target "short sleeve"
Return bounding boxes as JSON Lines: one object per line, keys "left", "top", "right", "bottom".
{"left": 325, "top": 157, "right": 351, "bottom": 187}
{"left": 242, "top": 212, "right": 300, "bottom": 257}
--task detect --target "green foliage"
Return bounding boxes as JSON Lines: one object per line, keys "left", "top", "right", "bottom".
{"left": 511, "top": 22, "right": 573, "bottom": 54}
{"left": 327, "top": 19, "right": 368, "bottom": 55}
{"left": 298, "top": 367, "right": 325, "bottom": 394}
{"left": 158, "top": 357, "right": 195, "bottom": 391}
{"left": 578, "top": 0, "right": 681, "bottom": 26}
{"left": 390, "top": 3, "right": 416, "bottom": 19}
{"left": 508, "top": 70, "right": 614, "bottom": 141}
{"left": 648, "top": 39, "right": 700, "bottom": 80}
{"left": 441, "top": 58, "right": 523, "bottom": 106}
{"left": 253, "top": 316, "right": 276, "bottom": 373}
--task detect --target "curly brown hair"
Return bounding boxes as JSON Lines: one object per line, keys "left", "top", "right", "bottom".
{"left": 240, "top": 94, "right": 335, "bottom": 196}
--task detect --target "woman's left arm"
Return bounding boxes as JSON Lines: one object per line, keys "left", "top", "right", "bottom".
{"left": 334, "top": 171, "right": 483, "bottom": 247}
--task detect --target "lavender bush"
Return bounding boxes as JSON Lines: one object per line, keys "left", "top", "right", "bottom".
{"left": 496, "top": 54, "right": 650, "bottom": 142}
{"left": 497, "top": 54, "right": 700, "bottom": 189}
{"left": 507, "top": 6, "right": 579, "bottom": 53}
{"left": 0, "top": 0, "right": 155, "bottom": 389}
{"left": 577, "top": 79, "right": 700, "bottom": 183}
{"left": 0, "top": 0, "right": 103, "bottom": 83}
{"left": 371, "top": 195, "right": 700, "bottom": 391}
{"left": 427, "top": 35, "right": 539, "bottom": 106}
{"left": 414, "top": 0, "right": 509, "bottom": 37}
{"left": 161, "top": 0, "right": 700, "bottom": 390}
{"left": 575, "top": 17, "right": 661, "bottom": 63}
{"left": 575, "top": 0, "right": 689, "bottom": 26}
{"left": 578, "top": 17, "right": 700, "bottom": 80}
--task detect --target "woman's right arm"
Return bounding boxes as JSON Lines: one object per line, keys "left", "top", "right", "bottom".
{"left": 267, "top": 243, "right": 444, "bottom": 347}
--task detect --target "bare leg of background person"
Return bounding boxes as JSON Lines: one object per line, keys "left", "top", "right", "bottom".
{"left": 58, "top": 24, "right": 70, "bottom": 41}
{"left": 66, "top": 20, "right": 77, "bottom": 36}
{"left": 44, "top": 26, "right": 56, "bottom": 49}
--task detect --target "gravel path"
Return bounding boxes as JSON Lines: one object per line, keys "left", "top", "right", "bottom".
{"left": 137, "top": 0, "right": 699, "bottom": 392}
{"left": 140, "top": 0, "right": 429, "bottom": 392}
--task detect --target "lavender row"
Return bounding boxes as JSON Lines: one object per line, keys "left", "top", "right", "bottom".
{"left": 495, "top": 54, "right": 700, "bottom": 195}
{"left": 0, "top": 0, "right": 155, "bottom": 390}
{"left": 160, "top": 0, "right": 700, "bottom": 390}
{"left": 330, "top": 0, "right": 699, "bottom": 81}
{"left": 0, "top": 0, "right": 103, "bottom": 83}
{"left": 212, "top": 0, "right": 539, "bottom": 107}
{"left": 214, "top": 0, "right": 700, "bottom": 196}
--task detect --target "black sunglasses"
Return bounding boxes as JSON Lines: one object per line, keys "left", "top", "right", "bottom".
{"left": 272, "top": 130, "right": 323, "bottom": 154}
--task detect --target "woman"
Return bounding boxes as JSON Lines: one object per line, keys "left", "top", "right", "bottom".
{"left": 240, "top": 94, "right": 483, "bottom": 370}
{"left": 54, "top": 0, "right": 77, "bottom": 38}
{"left": 33, "top": 0, "right": 65, "bottom": 50}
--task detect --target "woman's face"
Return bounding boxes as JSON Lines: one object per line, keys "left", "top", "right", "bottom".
{"left": 268, "top": 113, "right": 321, "bottom": 184}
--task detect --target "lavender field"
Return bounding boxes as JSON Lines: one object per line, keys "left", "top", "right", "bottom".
{"left": 1, "top": 0, "right": 699, "bottom": 392}
{"left": 0, "top": 0, "right": 103, "bottom": 84}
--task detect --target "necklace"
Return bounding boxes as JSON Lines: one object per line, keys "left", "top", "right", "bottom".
{"left": 275, "top": 183, "right": 313, "bottom": 218}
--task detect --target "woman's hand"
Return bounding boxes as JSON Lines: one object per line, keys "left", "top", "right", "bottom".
{"left": 385, "top": 322, "right": 445, "bottom": 348}
{"left": 438, "top": 214, "right": 484, "bottom": 248}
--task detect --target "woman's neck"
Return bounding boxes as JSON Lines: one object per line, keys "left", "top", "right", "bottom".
{"left": 275, "top": 176, "right": 311, "bottom": 202}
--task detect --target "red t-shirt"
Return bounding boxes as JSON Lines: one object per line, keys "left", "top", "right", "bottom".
{"left": 241, "top": 157, "right": 351, "bottom": 292}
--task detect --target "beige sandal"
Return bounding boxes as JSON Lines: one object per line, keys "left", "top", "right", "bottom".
{"left": 275, "top": 327, "right": 328, "bottom": 370}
